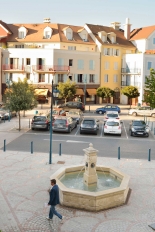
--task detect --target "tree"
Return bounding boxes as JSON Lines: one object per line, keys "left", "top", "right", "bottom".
{"left": 3, "top": 78, "right": 38, "bottom": 131}
{"left": 57, "top": 79, "right": 77, "bottom": 103}
{"left": 96, "top": 87, "right": 114, "bottom": 103}
{"left": 121, "top": 86, "right": 140, "bottom": 108}
{"left": 143, "top": 69, "right": 155, "bottom": 108}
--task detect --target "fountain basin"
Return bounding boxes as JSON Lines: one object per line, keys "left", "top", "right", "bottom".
{"left": 50, "top": 165, "right": 130, "bottom": 211}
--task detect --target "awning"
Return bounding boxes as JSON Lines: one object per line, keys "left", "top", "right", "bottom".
{"left": 87, "top": 89, "right": 96, "bottom": 95}
{"left": 34, "top": 89, "right": 48, "bottom": 96}
{"left": 76, "top": 89, "right": 84, "bottom": 95}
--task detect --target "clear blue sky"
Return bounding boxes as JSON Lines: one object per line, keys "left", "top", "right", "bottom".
{"left": 1, "top": 0, "right": 155, "bottom": 30}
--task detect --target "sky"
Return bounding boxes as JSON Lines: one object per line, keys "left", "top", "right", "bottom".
{"left": 0, "top": 0, "right": 155, "bottom": 30}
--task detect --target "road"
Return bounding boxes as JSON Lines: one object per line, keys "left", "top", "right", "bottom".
{"left": 2, "top": 114, "right": 155, "bottom": 160}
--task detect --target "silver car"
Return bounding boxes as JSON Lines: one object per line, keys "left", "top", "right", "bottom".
{"left": 80, "top": 118, "right": 99, "bottom": 135}
{"left": 104, "top": 111, "right": 120, "bottom": 124}
{"left": 52, "top": 116, "right": 77, "bottom": 133}
{"left": 66, "top": 109, "right": 83, "bottom": 124}
{"left": 128, "top": 106, "right": 155, "bottom": 117}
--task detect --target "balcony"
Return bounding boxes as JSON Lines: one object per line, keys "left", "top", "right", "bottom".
{"left": 32, "top": 65, "right": 70, "bottom": 74}
{"left": 121, "top": 68, "right": 141, "bottom": 75}
{"left": 2, "top": 64, "right": 25, "bottom": 73}
{"left": 121, "top": 81, "right": 141, "bottom": 87}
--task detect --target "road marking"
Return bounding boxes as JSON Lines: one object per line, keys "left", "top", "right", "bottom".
{"left": 44, "top": 139, "right": 66, "bottom": 142}
{"left": 75, "top": 126, "right": 80, "bottom": 136}
{"left": 66, "top": 140, "right": 89, "bottom": 143}
{"left": 123, "top": 121, "right": 128, "bottom": 139}
{"left": 100, "top": 123, "right": 104, "bottom": 137}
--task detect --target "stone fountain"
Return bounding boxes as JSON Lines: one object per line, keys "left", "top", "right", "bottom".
{"left": 50, "top": 143, "right": 130, "bottom": 211}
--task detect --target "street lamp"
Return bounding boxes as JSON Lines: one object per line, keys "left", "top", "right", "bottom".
{"left": 84, "top": 77, "right": 87, "bottom": 106}
{"left": 49, "top": 81, "right": 59, "bottom": 164}
{"left": 53, "top": 87, "right": 59, "bottom": 106}
{"left": 5, "top": 78, "right": 12, "bottom": 122}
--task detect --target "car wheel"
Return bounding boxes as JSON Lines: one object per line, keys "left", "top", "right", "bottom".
{"left": 80, "top": 129, "right": 82, "bottom": 134}
{"left": 46, "top": 124, "right": 50, "bottom": 131}
{"left": 75, "top": 123, "right": 77, "bottom": 128}
{"left": 119, "top": 134, "right": 122, "bottom": 136}
{"left": 132, "top": 112, "right": 137, "bottom": 116}
{"left": 104, "top": 132, "right": 107, "bottom": 135}
{"left": 99, "top": 111, "right": 103, "bottom": 114}
{"left": 130, "top": 131, "right": 133, "bottom": 136}
{"left": 146, "top": 133, "right": 149, "bottom": 137}
{"left": 151, "top": 113, "right": 155, "bottom": 118}
{"left": 68, "top": 127, "right": 71, "bottom": 133}
{"left": 95, "top": 131, "right": 97, "bottom": 135}
{"left": 31, "top": 128, "right": 34, "bottom": 130}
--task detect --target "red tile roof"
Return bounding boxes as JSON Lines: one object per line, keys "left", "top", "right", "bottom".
{"left": 130, "top": 25, "right": 155, "bottom": 40}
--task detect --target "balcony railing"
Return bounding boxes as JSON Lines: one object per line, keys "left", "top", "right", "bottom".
{"left": 32, "top": 65, "right": 70, "bottom": 73}
{"left": 2, "top": 64, "right": 24, "bottom": 71}
{"left": 121, "top": 81, "right": 141, "bottom": 87}
{"left": 121, "top": 68, "right": 141, "bottom": 74}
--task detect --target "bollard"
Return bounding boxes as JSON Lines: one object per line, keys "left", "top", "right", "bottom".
{"left": 89, "top": 105, "right": 90, "bottom": 112}
{"left": 151, "top": 122, "right": 153, "bottom": 131}
{"left": 59, "top": 143, "right": 61, "bottom": 156}
{"left": 3, "top": 139, "right": 6, "bottom": 152}
{"left": 31, "top": 141, "right": 33, "bottom": 154}
{"left": 118, "top": 147, "right": 120, "bottom": 160}
{"left": 3, "top": 117, "right": 5, "bottom": 123}
{"left": 148, "top": 148, "right": 151, "bottom": 161}
{"left": 29, "top": 119, "right": 30, "bottom": 128}
{"left": 154, "top": 128, "right": 155, "bottom": 135}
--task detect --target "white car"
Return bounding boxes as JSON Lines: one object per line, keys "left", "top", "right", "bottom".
{"left": 104, "top": 111, "right": 120, "bottom": 124}
{"left": 104, "top": 119, "right": 122, "bottom": 136}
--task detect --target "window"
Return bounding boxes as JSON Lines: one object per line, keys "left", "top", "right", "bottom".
{"left": 89, "top": 60, "right": 95, "bottom": 70}
{"left": 68, "top": 46, "right": 76, "bottom": 50}
{"left": 9, "top": 73, "right": 13, "bottom": 81}
{"left": 77, "top": 60, "right": 84, "bottom": 70}
{"left": 116, "top": 49, "right": 119, "bottom": 56}
{"left": 69, "top": 59, "right": 73, "bottom": 66}
{"left": 104, "top": 61, "right": 109, "bottom": 70}
{"left": 15, "top": 45, "right": 24, "bottom": 48}
{"left": 67, "top": 32, "right": 72, "bottom": 40}
{"left": 39, "top": 74, "right": 45, "bottom": 82}
{"left": 107, "top": 48, "right": 110, "bottom": 55}
{"left": 102, "top": 35, "right": 106, "bottom": 42}
{"left": 148, "top": 62, "right": 152, "bottom": 70}
{"left": 69, "top": 76, "right": 72, "bottom": 81}
{"left": 114, "top": 62, "right": 118, "bottom": 70}
{"left": 104, "top": 74, "right": 108, "bottom": 82}
{"left": 58, "top": 74, "right": 64, "bottom": 82}
{"left": 26, "top": 58, "right": 31, "bottom": 65}
{"left": 113, "top": 74, "right": 118, "bottom": 83}
{"left": 26, "top": 73, "right": 30, "bottom": 79}
{"left": 77, "top": 74, "right": 83, "bottom": 83}
{"left": 153, "top": 38, "right": 155, "bottom": 44}
{"left": 18, "top": 31, "right": 24, "bottom": 39}
{"left": 45, "top": 31, "right": 51, "bottom": 39}
{"left": 89, "top": 74, "right": 95, "bottom": 83}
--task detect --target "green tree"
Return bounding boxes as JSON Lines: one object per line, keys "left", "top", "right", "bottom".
{"left": 121, "top": 86, "right": 140, "bottom": 108}
{"left": 3, "top": 78, "right": 38, "bottom": 131}
{"left": 143, "top": 69, "right": 155, "bottom": 108}
{"left": 96, "top": 87, "right": 114, "bottom": 103}
{"left": 57, "top": 79, "right": 77, "bottom": 103}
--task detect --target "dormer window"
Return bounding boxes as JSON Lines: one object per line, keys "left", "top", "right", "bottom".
{"left": 78, "top": 28, "right": 88, "bottom": 42}
{"left": 107, "top": 32, "right": 116, "bottom": 44}
{"left": 43, "top": 26, "right": 52, "bottom": 39}
{"left": 18, "top": 26, "right": 27, "bottom": 39}
{"left": 63, "top": 27, "right": 73, "bottom": 40}
{"left": 98, "top": 31, "right": 107, "bottom": 43}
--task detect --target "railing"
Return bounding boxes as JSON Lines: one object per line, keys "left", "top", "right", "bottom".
{"left": 2, "top": 64, "right": 24, "bottom": 71}
{"left": 121, "top": 81, "right": 141, "bottom": 87}
{"left": 121, "top": 68, "right": 141, "bottom": 74}
{"left": 32, "top": 65, "right": 70, "bottom": 72}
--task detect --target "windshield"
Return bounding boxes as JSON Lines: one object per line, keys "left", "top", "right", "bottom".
{"left": 133, "top": 121, "right": 146, "bottom": 126}
{"left": 55, "top": 119, "right": 66, "bottom": 124}
{"left": 52, "top": 110, "right": 59, "bottom": 115}
{"left": 34, "top": 116, "right": 46, "bottom": 121}
{"left": 83, "top": 120, "right": 95, "bottom": 125}
{"left": 107, "top": 114, "right": 118, "bottom": 117}
{"left": 68, "top": 112, "right": 79, "bottom": 115}
{"left": 107, "top": 122, "right": 119, "bottom": 126}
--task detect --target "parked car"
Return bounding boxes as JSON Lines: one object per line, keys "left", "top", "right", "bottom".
{"left": 52, "top": 108, "right": 66, "bottom": 119}
{"left": 0, "top": 111, "right": 5, "bottom": 120}
{"left": 104, "top": 111, "right": 120, "bottom": 124}
{"left": 0, "top": 108, "right": 17, "bottom": 119}
{"left": 31, "top": 114, "right": 54, "bottom": 131}
{"left": 129, "top": 120, "right": 149, "bottom": 137}
{"left": 104, "top": 119, "right": 122, "bottom": 136}
{"left": 52, "top": 116, "right": 77, "bottom": 133}
{"left": 80, "top": 118, "right": 99, "bottom": 135}
{"left": 96, "top": 105, "right": 121, "bottom": 114}
{"left": 128, "top": 106, "right": 155, "bottom": 117}
{"left": 58, "top": 101, "right": 85, "bottom": 112}
{"left": 66, "top": 109, "right": 84, "bottom": 124}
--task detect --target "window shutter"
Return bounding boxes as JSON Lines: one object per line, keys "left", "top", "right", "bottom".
{"left": 74, "top": 74, "right": 77, "bottom": 82}
{"left": 113, "top": 49, "right": 116, "bottom": 56}
{"left": 5, "top": 58, "right": 9, "bottom": 64}
{"left": 104, "top": 48, "right": 107, "bottom": 55}
{"left": 89, "top": 60, "right": 93, "bottom": 70}
{"left": 95, "top": 74, "right": 99, "bottom": 84}
{"left": 78, "top": 60, "right": 80, "bottom": 69}
{"left": 81, "top": 60, "right": 84, "bottom": 69}
{"left": 110, "top": 48, "right": 113, "bottom": 56}
{"left": 58, "top": 58, "right": 64, "bottom": 66}
{"left": 64, "top": 74, "right": 68, "bottom": 82}
{"left": 5, "top": 73, "right": 9, "bottom": 82}
{"left": 83, "top": 74, "right": 87, "bottom": 83}
{"left": 54, "top": 74, "right": 58, "bottom": 84}
{"left": 148, "top": 62, "right": 152, "bottom": 70}
{"left": 34, "top": 74, "right": 38, "bottom": 83}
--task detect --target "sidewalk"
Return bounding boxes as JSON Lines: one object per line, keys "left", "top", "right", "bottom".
{"left": 0, "top": 148, "right": 155, "bottom": 232}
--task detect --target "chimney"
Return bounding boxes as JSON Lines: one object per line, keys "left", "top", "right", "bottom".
{"left": 43, "top": 18, "right": 51, "bottom": 23}
{"left": 124, "top": 18, "right": 131, "bottom": 40}
{"left": 111, "top": 22, "right": 121, "bottom": 30}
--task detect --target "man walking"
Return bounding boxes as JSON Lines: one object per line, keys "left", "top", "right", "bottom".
{"left": 46, "top": 179, "right": 64, "bottom": 223}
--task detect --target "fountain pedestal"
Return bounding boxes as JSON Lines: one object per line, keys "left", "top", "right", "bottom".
{"left": 83, "top": 143, "right": 98, "bottom": 185}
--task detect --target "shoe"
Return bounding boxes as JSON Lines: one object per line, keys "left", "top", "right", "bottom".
{"left": 60, "top": 216, "right": 65, "bottom": 224}
{"left": 46, "top": 217, "right": 52, "bottom": 221}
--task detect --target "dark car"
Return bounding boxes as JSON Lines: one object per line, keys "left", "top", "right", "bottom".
{"left": 129, "top": 120, "right": 149, "bottom": 137}
{"left": 52, "top": 116, "right": 77, "bottom": 133}
{"left": 31, "top": 114, "right": 54, "bottom": 131}
{"left": 58, "top": 101, "right": 85, "bottom": 112}
{"left": 80, "top": 118, "right": 99, "bottom": 135}
{"left": 96, "top": 105, "right": 121, "bottom": 114}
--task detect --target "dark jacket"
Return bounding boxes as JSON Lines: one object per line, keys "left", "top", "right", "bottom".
{"left": 48, "top": 184, "right": 60, "bottom": 206}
